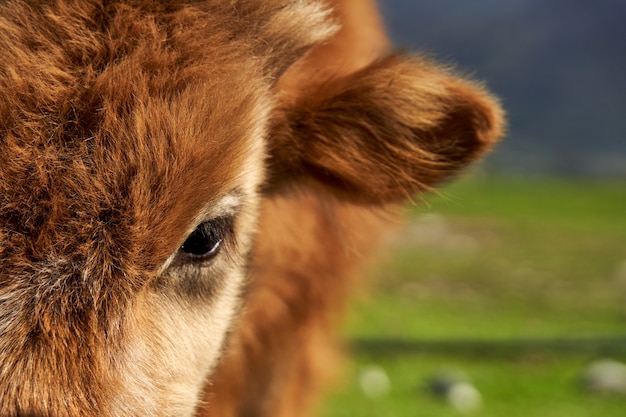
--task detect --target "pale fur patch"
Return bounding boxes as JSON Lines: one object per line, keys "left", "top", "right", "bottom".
{"left": 278, "top": 1, "right": 340, "bottom": 45}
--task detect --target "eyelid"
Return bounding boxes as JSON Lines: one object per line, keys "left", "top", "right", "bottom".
{"left": 197, "top": 191, "right": 243, "bottom": 222}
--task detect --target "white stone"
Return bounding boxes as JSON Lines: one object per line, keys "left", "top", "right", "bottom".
{"left": 583, "top": 359, "right": 626, "bottom": 394}
{"left": 358, "top": 366, "right": 391, "bottom": 399}
{"left": 448, "top": 381, "right": 483, "bottom": 414}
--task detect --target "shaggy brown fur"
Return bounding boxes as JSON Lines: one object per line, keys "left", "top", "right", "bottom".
{"left": 0, "top": 1, "right": 504, "bottom": 416}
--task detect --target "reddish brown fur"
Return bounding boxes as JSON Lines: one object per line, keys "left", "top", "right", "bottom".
{"left": 0, "top": 1, "right": 504, "bottom": 416}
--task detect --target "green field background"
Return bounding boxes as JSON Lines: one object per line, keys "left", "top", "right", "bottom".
{"left": 322, "top": 175, "right": 626, "bottom": 417}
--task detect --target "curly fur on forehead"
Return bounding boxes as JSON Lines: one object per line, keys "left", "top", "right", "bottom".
{"left": 0, "top": 0, "right": 335, "bottom": 286}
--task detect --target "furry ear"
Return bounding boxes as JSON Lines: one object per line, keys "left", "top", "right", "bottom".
{"left": 266, "top": 54, "right": 505, "bottom": 204}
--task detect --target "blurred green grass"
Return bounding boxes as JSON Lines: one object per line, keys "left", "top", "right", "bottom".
{"left": 322, "top": 175, "right": 626, "bottom": 417}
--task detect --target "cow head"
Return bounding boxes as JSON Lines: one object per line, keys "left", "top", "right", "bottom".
{"left": 0, "top": 1, "right": 503, "bottom": 416}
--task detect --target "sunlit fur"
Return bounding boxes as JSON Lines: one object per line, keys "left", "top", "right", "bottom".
{"left": 0, "top": 1, "right": 504, "bottom": 416}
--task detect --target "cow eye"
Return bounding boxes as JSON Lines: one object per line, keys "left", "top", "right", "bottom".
{"left": 179, "top": 217, "right": 231, "bottom": 261}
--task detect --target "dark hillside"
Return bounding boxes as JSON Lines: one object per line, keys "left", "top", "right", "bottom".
{"left": 380, "top": 0, "right": 626, "bottom": 176}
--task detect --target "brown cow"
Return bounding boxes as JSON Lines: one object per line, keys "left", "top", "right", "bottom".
{"left": 0, "top": 1, "right": 504, "bottom": 416}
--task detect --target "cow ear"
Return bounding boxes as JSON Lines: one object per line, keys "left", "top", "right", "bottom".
{"left": 265, "top": 54, "right": 505, "bottom": 204}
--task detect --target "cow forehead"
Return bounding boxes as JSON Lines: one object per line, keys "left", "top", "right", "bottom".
{"left": 0, "top": 1, "right": 270, "bottom": 276}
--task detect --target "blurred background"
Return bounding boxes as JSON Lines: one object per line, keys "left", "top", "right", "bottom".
{"left": 323, "top": 1, "right": 626, "bottom": 416}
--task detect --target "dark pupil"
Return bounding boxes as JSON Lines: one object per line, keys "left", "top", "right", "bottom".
{"left": 181, "top": 222, "right": 222, "bottom": 256}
